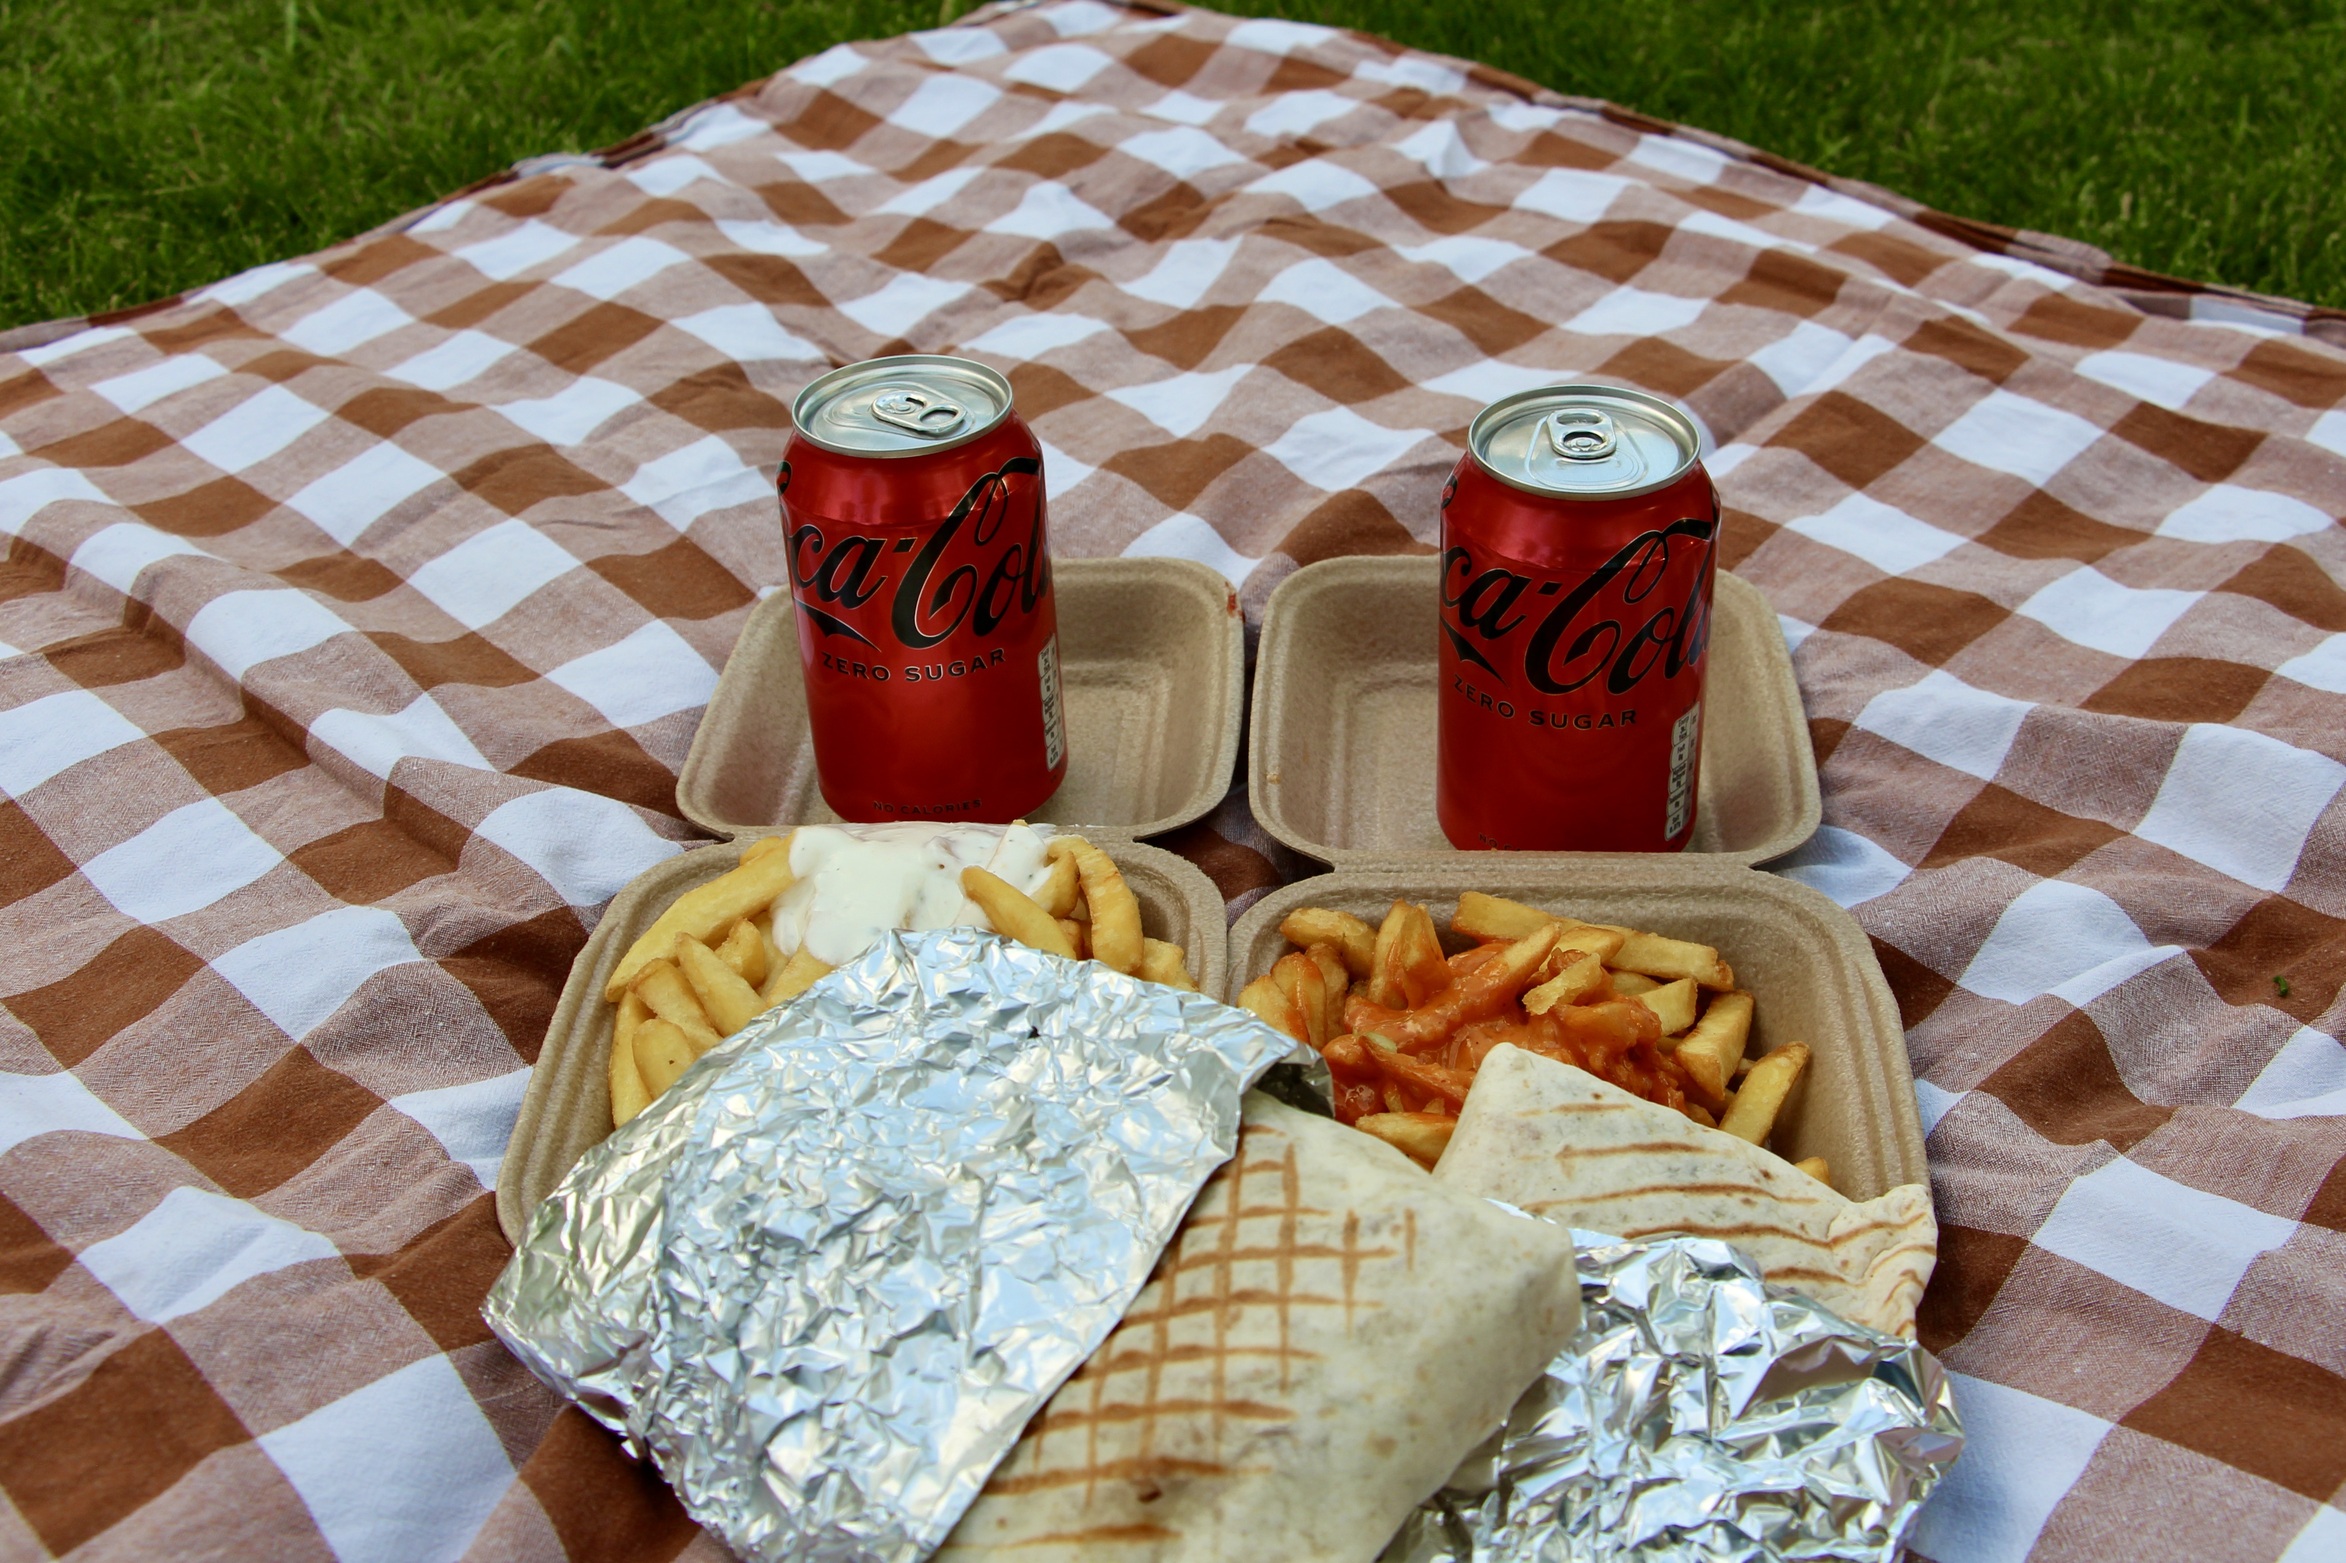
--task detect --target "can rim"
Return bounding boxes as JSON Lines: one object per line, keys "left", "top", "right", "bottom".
{"left": 790, "top": 354, "right": 1016, "bottom": 458}
{"left": 1466, "top": 381, "right": 1703, "bottom": 500}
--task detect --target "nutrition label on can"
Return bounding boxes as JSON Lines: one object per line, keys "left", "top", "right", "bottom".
{"left": 1037, "top": 634, "right": 1065, "bottom": 771}
{"left": 1665, "top": 701, "right": 1700, "bottom": 841}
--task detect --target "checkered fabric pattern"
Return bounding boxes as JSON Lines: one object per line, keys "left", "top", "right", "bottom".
{"left": 0, "top": 0, "right": 2341, "bottom": 1557}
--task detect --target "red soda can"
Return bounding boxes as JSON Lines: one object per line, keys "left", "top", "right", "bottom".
{"left": 1436, "top": 383, "right": 1718, "bottom": 852}
{"left": 780, "top": 355, "right": 1065, "bottom": 822}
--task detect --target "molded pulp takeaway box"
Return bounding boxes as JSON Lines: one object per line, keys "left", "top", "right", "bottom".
{"left": 499, "top": 558, "right": 1245, "bottom": 1239}
{"left": 1249, "top": 557, "right": 1820, "bottom": 869}
{"left": 1228, "top": 863, "right": 1926, "bottom": 1202}
{"left": 1234, "top": 558, "right": 1918, "bottom": 1204}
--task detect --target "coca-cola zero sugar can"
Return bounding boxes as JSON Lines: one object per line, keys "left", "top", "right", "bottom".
{"left": 781, "top": 355, "right": 1065, "bottom": 822}
{"left": 1437, "top": 383, "right": 1718, "bottom": 852}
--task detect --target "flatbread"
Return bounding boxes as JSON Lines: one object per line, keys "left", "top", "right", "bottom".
{"left": 1433, "top": 1045, "right": 1935, "bottom": 1337}
{"left": 934, "top": 1093, "right": 1580, "bottom": 1563}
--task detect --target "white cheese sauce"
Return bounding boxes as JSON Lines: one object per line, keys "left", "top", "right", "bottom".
{"left": 770, "top": 821, "right": 1058, "bottom": 968}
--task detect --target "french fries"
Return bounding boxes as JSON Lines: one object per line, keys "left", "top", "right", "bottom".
{"left": 1355, "top": 1111, "right": 1455, "bottom": 1168}
{"left": 1462, "top": 902, "right": 1730, "bottom": 988}
{"left": 602, "top": 829, "right": 1197, "bottom": 1127}
{"left": 633, "top": 960, "right": 722, "bottom": 1055}
{"left": 1050, "top": 837, "right": 1144, "bottom": 976}
{"left": 1721, "top": 1043, "right": 1810, "bottom": 1144}
{"left": 1055, "top": 835, "right": 1144, "bottom": 966}
{"left": 1451, "top": 893, "right": 1626, "bottom": 963}
{"left": 1369, "top": 901, "right": 1446, "bottom": 1008}
{"left": 1304, "top": 943, "right": 1348, "bottom": 1023}
{"left": 1522, "top": 949, "right": 1605, "bottom": 1015}
{"left": 1256, "top": 895, "right": 1812, "bottom": 1179}
{"left": 676, "top": 934, "right": 763, "bottom": 1036}
{"left": 1035, "top": 853, "right": 1080, "bottom": 919}
{"left": 1272, "top": 951, "right": 1332, "bottom": 1046}
{"left": 1671, "top": 990, "right": 1753, "bottom": 1111}
{"left": 1608, "top": 927, "right": 1734, "bottom": 992}
{"left": 1631, "top": 976, "right": 1699, "bottom": 1037}
{"left": 715, "top": 918, "right": 767, "bottom": 989}
{"left": 1140, "top": 938, "right": 1197, "bottom": 991}
{"left": 634, "top": 1017, "right": 697, "bottom": 1097}
{"left": 1346, "top": 921, "right": 1558, "bottom": 1052}
{"left": 962, "top": 866, "right": 1078, "bottom": 960}
{"left": 1238, "top": 973, "right": 1300, "bottom": 1038}
{"left": 764, "top": 947, "right": 832, "bottom": 1006}
{"left": 1362, "top": 1034, "right": 1471, "bottom": 1110}
{"left": 1450, "top": 891, "right": 1550, "bottom": 944}
{"left": 604, "top": 839, "right": 796, "bottom": 1001}
{"left": 1279, "top": 907, "right": 1375, "bottom": 979}
{"left": 610, "top": 992, "right": 651, "bottom": 1125}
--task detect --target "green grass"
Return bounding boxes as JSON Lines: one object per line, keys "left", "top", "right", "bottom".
{"left": 4, "top": 0, "right": 2342, "bottom": 332}
{"left": 0, "top": 0, "right": 941, "bottom": 330}
{"left": 1231, "top": 0, "right": 2346, "bottom": 309}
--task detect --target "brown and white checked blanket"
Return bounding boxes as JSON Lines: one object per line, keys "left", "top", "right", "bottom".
{"left": 1, "top": 1, "right": 2343, "bottom": 1558}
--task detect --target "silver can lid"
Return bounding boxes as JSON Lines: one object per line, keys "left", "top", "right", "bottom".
{"left": 791, "top": 355, "right": 1015, "bottom": 457}
{"left": 1467, "top": 382, "right": 1701, "bottom": 499}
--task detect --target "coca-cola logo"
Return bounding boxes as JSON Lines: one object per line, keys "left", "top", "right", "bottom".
{"left": 782, "top": 457, "right": 1047, "bottom": 650}
{"left": 1440, "top": 519, "right": 1715, "bottom": 696}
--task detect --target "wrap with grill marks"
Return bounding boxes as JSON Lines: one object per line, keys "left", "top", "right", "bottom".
{"left": 1433, "top": 1045, "right": 1936, "bottom": 1337}
{"left": 934, "top": 1093, "right": 1580, "bottom": 1563}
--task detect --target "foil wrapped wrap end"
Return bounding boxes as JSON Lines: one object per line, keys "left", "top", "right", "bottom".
{"left": 483, "top": 929, "right": 1290, "bottom": 1563}
{"left": 1385, "top": 1230, "right": 1963, "bottom": 1563}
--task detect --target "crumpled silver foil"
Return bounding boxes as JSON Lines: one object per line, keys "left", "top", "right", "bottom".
{"left": 1384, "top": 1230, "right": 1963, "bottom": 1563}
{"left": 483, "top": 928, "right": 1290, "bottom": 1563}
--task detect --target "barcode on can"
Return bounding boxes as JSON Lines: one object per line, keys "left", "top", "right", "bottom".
{"left": 1037, "top": 634, "right": 1065, "bottom": 771}
{"left": 1665, "top": 700, "right": 1700, "bottom": 842}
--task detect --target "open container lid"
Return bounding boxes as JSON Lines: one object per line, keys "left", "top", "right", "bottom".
{"left": 678, "top": 557, "right": 1245, "bottom": 844}
{"left": 1248, "top": 556, "right": 1821, "bottom": 870}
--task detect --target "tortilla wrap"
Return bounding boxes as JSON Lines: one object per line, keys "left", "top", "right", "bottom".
{"left": 1433, "top": 1045, "right": 1935, "bottom": 1337}
{"left": 935, "top": 1093, "right": 1579, "bottom": 1562}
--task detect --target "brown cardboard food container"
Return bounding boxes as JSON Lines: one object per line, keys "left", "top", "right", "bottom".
{"left": 1248, "top": 557, "right": 1820, "bottom": 867}
{"left": 677, "top": 557, "right": 1244, "bottom": 841}
{"left": 1228, "top": 863, "right": 1925, "bottom": 1202}
{"left": 497, "top": 834, "right": 1229, "bottom": 1241}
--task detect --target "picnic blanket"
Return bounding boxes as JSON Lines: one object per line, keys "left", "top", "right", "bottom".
{"left": 3, "top": 1, "right": 2343, "bottom": 1558}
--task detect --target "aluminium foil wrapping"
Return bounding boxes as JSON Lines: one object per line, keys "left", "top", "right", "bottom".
{"left": 483, "top": 928, "right": 1290, "bottom": 1563}
{"left": 1384, "top": 1230, "right": 1964, "bottom": 1563}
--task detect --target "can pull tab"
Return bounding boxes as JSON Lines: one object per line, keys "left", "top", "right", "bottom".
{"left": 870, "top": 385, "right": 967, "bottom": 439}
{"left": 1546, "top": 407, "right": 1619, "bottom": 461}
